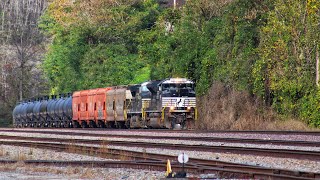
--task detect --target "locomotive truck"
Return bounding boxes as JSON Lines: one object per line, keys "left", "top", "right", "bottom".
{"left": 12, "top": 78, "right": 197, "bottom": 129}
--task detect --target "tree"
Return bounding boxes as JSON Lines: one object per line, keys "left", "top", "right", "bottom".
{"left": 0, "top": 0, "right": 48, "bottom": 126}
{"left": 1, "top": 0, "right": 48, "bottom": 101}
{"left": 42, "top": 0, "right": 161, "bottom": 92}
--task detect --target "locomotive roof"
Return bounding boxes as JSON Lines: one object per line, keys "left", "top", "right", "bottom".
{"left": 160, "top": 78, "right": 194, "bottom": 84}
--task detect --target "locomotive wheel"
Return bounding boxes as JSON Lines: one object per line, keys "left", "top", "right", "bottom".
{"left": 186, "top": 119, "right": 195, "bottom": 130}
{"left": 171, "top": 118, "right": 176, "bottom": 130}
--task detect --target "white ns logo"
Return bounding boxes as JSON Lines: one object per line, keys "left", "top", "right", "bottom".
{"left": 176, "top": 98, "right": 184, "bottom": 107}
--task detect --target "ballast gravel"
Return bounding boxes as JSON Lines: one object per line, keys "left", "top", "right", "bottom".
{"left": 0, "top": 145, "right": 166, "bottom": 180}
{"left": 6, "top": 128, "right": 320, "bottom": 141}
{"left": 0, "top": 138, "right": 320, "bottom": 174}
{"left": 0, "top": 131, "right": 320, "bottom": 152}
{"left": 0, "top": 129, "right": 320, "bottom": 177}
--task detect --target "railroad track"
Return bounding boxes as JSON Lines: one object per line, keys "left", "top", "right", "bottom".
{"left": 1, "top": 128, "right": 320, "bottom": 136}
{"left": 0, "top": 141, "right": 318, "bottom": 179}
{"left": 0, "top": 134, "right": 320, "bottom": 161}
{"left": 1, "top": 129, "right": 320, "bottom": 147}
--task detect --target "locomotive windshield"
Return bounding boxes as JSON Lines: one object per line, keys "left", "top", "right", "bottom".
{"left": 161, "top": 83, "right": 195, "bottom": 97}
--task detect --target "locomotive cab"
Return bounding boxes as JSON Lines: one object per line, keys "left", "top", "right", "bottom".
{"left": 161, "top": 83, "right": 195, "bottom": 97}
{"left": 160, "top": 78, "right": 197, "bottom": 129}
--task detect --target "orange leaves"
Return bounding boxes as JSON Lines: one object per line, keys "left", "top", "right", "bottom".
{"left": 307, "top": 0, "right": 320, "bottom": 15}
{"left": 48, "top": 0, "right": 76, "bottom": 27}
{"left": 48, "top": 0, "right": 137, "bottom": 28}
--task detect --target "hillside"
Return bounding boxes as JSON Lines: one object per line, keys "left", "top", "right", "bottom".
{"left": 1, "top": 0, "right": 319, "bottom": 129}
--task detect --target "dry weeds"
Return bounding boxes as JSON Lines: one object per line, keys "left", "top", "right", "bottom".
{"left": 0, "top": 146, "right": 4, "bottom": 156}
{"left": 28, "top": 148, "right": 33, "bottom": 156}
{"left": 80, "top": 168, "right": 95, "bottom": 179}
{"left": 142, "top": 148, "right": 148, "bottom": 160}
{"left": 99, "top": 141, "right": 110, "bottom": 158}
{"left": 66, "top": 166, "right": 81, "bottom": 175}
{"left": 67, "top": 141, "right": 77, "bottom": 154}
{"left": 197, "top": 82, "right": 311, "bottom": 131}
{"left": 14, "top": 150, "right": 27, "bottom": 161}
{"left": 119, "top": 150, "right": 130, "bottom": 161}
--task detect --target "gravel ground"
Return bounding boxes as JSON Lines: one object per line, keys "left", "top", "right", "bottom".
{"left": 0, "top": 145, "right": 167, "bottom": 180}
{"left": 0, "top": 166, "right": 165, "bottom": 180}
{"left": 0, "top": 129, "right": 320, "bottom": 176}
{"left": 1, "top": 139, "right": 320, "bottom": 174}
{"left": 5, "top": 128, "right": 320, "bottom": 142}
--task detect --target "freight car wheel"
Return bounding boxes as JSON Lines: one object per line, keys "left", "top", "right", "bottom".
{"left": 73, "top": 121, "right": 81, "bottom": 128}
{"left": 81, "top": 121, "right": 89, "bottom": 128}
{"left": 106, "top": 122, "right": 115, "bottom": 128}
{"left": 97, "top": 121, "right": 106, "bottom": 128}
{"left": 116, "top": 121, "right": 126, "bottom": 129}
{"left": 89, "top": 121, "right": 97, "bottom": 128}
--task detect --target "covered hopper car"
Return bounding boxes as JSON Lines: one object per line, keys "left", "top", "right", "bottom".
{"left": 13, "top": 78, "right": 197, "bottom": 129}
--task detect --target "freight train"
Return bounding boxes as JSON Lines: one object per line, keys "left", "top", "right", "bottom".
{"left": 12, "top": 78, "right": 197, "bottom": 129}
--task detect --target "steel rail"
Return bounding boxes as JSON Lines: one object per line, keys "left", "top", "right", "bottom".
{"left": 1, "top": 129, "right": 320, "bottom": 147}
{"left": 0, "top": 142, "right": 318, "bottom": 179}
{"left": 1, "top": 128, "right": 320, "bottom": 136}
{"left": 0, "top": 135, "right": 320, "bottom": 161}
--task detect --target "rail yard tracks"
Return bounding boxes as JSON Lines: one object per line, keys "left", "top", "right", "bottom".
{"left": 1, "top": 128, "right": 320, "bottom": 147}
{"left": 2, "top": 128, "right": 320, "bottom": 136}
{"left": 0, "top": 141, "right": 319, "bottom": 179}
{"left": 0, "top": 135, "right": 320, "bottom": 161}
{"left": 0, "top": 128, "right": 320, "bottom": 179}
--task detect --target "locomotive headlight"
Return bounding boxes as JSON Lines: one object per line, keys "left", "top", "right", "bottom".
{"left": 170, "top": 106, "right": 175, "bottom": 110}
{"left": 187, "top": 107, "right": 191, "bottom": 110}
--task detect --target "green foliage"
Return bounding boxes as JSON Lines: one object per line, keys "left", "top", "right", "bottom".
{"left": 41, "top": 0, "right": 160, "bottom": 93}
{"left": 254, "top": 0, "right": 319, "bottom": 125}
{"left": 299, "top": 90, "right": 320, "bottom": 127}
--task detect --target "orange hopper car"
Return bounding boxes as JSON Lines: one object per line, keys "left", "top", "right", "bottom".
{"left": 72, "top": 88, "right": 112, "bottom": 128}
